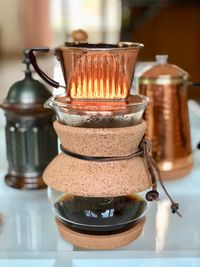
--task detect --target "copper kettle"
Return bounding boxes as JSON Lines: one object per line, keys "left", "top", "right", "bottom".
{"left": 138, "top": 55, "right": 192, "bottom": 180}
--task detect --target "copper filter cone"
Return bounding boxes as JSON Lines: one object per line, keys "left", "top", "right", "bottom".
{"left": 55, "top": 42, "right": 143, "bottom": 101}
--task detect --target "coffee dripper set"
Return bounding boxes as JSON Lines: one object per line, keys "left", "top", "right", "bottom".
{"left": 2, "top": 38, "right": 192, "bottom": 249}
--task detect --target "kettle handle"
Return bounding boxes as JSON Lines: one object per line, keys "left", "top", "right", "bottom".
{"left": 24, "top": 48, "right": 60, "bottom": 88}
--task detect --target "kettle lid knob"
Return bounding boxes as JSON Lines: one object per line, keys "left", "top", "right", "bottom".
{"left": 70, "top": 29, "right": 88, "bottom": 42}
{"left": 156, "top": 55, "right": 168, "bottom": 65}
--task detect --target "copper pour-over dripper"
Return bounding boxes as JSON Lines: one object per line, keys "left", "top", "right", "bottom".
{"left": 56, "top": 43, "right": 143, "bottom": 102}
{"left": 28, "top": 43, "right": 180, "bottom": 250}
{"left": 27, "top": 42, "right": 143, "bottom": 104}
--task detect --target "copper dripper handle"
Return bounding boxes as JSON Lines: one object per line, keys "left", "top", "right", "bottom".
{"left": 25, "top": 48, "right": 61, "bottom": 88}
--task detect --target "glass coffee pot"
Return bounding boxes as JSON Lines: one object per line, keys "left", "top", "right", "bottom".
{"left": 27, "top": 43, "right": 180, "bottom": 249}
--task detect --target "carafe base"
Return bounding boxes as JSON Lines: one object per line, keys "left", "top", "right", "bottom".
{"left": 56, "top": 217, "right": 145, "bottom": 250}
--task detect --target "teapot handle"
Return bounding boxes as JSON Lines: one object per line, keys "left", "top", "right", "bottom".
{"left": 24, "top": 48, "right": 60, "bottom": 88}
{"left": 192, "top": 82, "right": 200, "bottom": 87}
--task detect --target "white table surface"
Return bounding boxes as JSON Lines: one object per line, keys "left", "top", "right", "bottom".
{"left": 0, "top": 108, "right": 200, "bottom": 267}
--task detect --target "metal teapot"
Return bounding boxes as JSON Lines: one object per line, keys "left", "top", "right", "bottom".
{"left": 138, "top": 55, "right": 192, "bottom": 180}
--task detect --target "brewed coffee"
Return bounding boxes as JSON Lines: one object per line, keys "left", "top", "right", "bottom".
{"left": 54, "top": 194, "right": 147, "bottom": 235}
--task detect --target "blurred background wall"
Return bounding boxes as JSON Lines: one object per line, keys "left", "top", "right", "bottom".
{"left": 0, "top": 0, "right": 200, "bottom": 99}
{"left": 0, "top": 0, "right": 23, "bottom": 56}
{"left": 121, "top": 1, "right": 200, "bottom": 82}
{"left": 0, "top": 0, "right": 121, "bottom": 56}
{"left": 0, "top": 0, "right": 52, "bottom": 56}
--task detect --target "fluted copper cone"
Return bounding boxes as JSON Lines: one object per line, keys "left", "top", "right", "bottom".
{"left": 55, "top": 42, "right": 143, "bottom": 102}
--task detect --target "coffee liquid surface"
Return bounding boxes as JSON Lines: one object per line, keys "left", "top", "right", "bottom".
{"left": 54, "top": 194, "right": 147, "bottom": 235}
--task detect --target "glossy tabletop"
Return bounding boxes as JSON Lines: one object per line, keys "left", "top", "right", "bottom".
{"left": 0, "top": 107, "right": 200, "bottom": 267}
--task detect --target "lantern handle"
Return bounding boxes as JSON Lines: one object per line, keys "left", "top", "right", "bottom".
{"left": 24, "top": 48, "right": 60, "bottom": 88}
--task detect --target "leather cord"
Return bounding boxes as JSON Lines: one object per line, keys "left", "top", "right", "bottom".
{"left": 60, "top": 138, "right": 181, "bottom": 216}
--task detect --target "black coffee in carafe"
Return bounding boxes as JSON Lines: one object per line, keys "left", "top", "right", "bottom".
{"left": 54, "top": 194, "right": 147, "bottom": 235}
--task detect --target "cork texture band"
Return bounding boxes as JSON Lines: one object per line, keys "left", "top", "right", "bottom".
{"left": 54, "top": 120, "right": 147, "bottom": 157}
{"left": 43, "top": 121, "right": 151, "bottom": 196}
